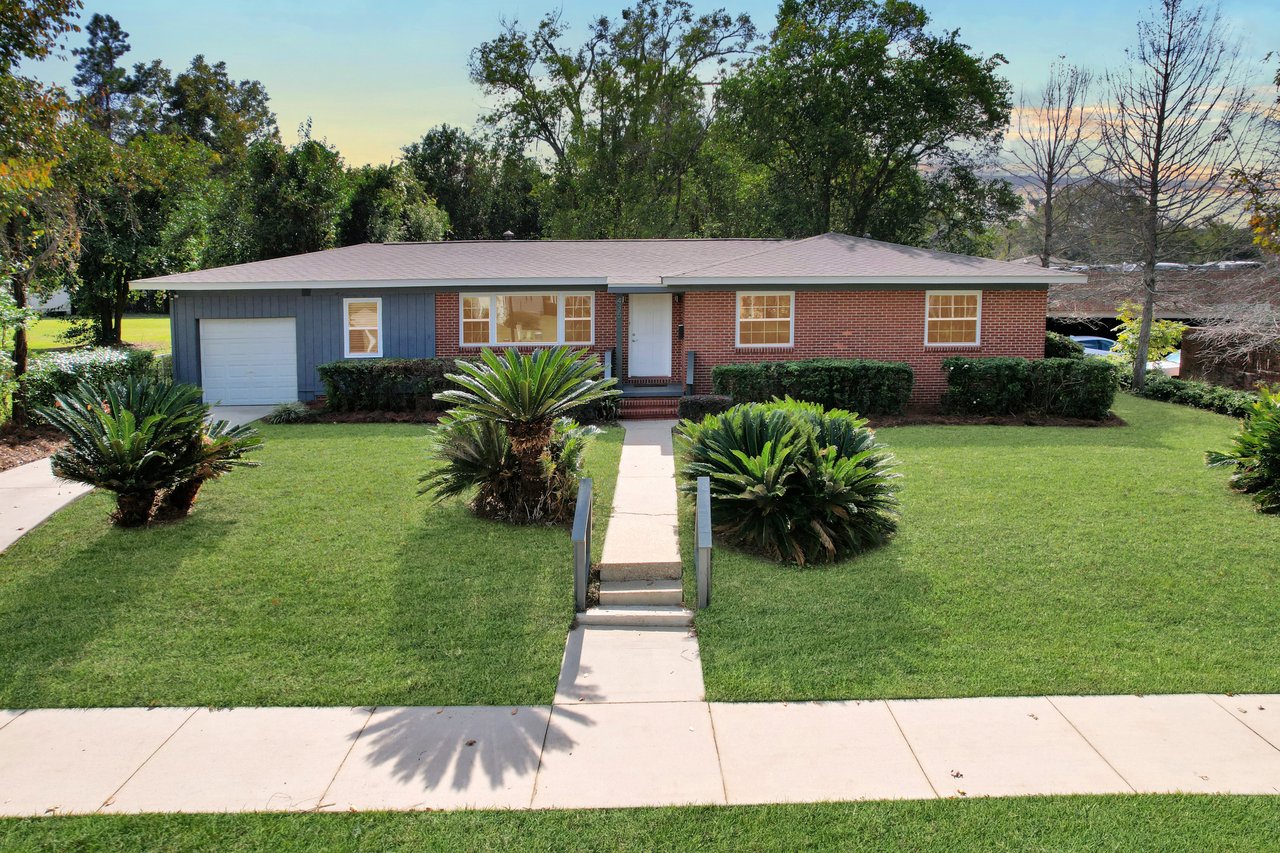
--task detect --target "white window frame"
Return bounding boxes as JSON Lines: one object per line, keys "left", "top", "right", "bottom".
{"left": 343, "top": 296, "right": 383, "bottom": 358}
{"left": 459, "top": 292, "right": 595, "bottom": 347}
{"left": 735, "top": 290, "right": 795, "bottom": 348}
{"left": 924, "top": 290, "right": 982, "bottom": 347}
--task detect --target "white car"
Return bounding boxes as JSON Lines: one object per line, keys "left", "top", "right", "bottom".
{"left": 1150, "top": 350, "right": 1181, "bottom": 377}
{"left": 1069, "top": 336, "right": 1118, "bottom": 357}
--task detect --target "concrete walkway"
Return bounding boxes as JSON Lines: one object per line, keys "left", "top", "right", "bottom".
{"left": 0, "top": 458, "right": 91, "bottom": 553}
{"left": 1, "top": 693, "right": 1278, "bottom": 815}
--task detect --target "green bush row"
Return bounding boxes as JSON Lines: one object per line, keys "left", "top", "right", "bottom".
{"left": 22, "top": 348, "right": 156, "bottom": 409}
{"left": 678, "top": 395, "right": 734, "bottom": 421}
{"left": 710, "top": 358, "right": 914, "bottom": 415}
{"left": 1136, "top": 372, "right": 1258, "bottom": 419}
{"left": 941, "top": 356, "right": 1118, "bottom": 420}
{"left": 317, "top": 358, "right": 455, "bottom": 412}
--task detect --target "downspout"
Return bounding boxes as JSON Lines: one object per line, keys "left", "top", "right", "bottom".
{"left": 616, "top": 293, "right": 625, "bottom": 384}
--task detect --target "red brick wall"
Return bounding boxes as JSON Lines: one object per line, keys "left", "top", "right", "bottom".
{"left": 434, "top": 288, "right": 1048, "bottom": 406}
{"left": 681, "top": 289, "right": 1048, "bottom": 405}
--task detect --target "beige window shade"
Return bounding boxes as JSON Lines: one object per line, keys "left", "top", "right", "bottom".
{"left": 926, "top": 293, "right": 980, "bottom": 344}
{"left": 564, "top": 294, "right": 592, "bottom": 343}
{"left": 738, "top": 293, "right": 793, "bottom": 346}
{"left": 346, "top": 299, "right": 381, "bottom": 355}
{"left": 461, "top": 296, "right": 490, "bottom": 344}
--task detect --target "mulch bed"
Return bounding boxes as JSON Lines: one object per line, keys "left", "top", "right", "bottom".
{"left": 868, "top": 409, "right": 1127, "bottom": 428}
{"left": 298, "top": 406, "right": 443, "bottom": 425}
{"left": 0, "top": 423, "right": 66, "bottom": 473}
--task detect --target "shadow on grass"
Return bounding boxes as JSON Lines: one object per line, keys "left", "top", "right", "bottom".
{"left": 0, "top": 499, "right": 232, "bottom": 707}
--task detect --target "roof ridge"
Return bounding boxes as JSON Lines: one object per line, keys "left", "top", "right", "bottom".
{"left": 669, "top": 233, "right": 823, "bottom": 276}
{"left": 382, "top": 237, "right": 789, "bottom": 245}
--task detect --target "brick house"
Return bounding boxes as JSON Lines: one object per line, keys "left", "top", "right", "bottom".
{"left": 133, "top": 233, "right": 1079, "bottom": 412}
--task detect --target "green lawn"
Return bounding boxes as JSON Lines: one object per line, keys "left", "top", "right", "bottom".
{"left": 0, "top": 423, "right": 623, "bottom": 708}
{"left": 1, "top": 796, "right": 1277, "bottom": 851}
{"left": 26, "top": 313, "right": 172, "bottom": 353}
{"left": 689, "top": 394, "right": 1280, "bottom": 701}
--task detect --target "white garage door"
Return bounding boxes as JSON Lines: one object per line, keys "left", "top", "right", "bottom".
{"left": 199, "top": 318, "right": 298, "bottom": 405}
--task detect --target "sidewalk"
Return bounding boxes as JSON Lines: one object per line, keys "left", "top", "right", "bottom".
{"left": 1, "top": 693, "right": 1277, "bottom": 815}
{"left": 0, "top": 458, "right": 91, "bottom": 553}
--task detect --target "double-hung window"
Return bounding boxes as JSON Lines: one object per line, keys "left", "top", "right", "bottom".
{"left": 925, "top": 291, "right": 981, "bottom": 346}
{"left": 344, "top": 297, "right": 382, "bottom": 357}
{"left": 736, "top": 292, "right": 794, "bottom": 347}
{"left": 460, "top": 293, "right": 594, "bottom": 346}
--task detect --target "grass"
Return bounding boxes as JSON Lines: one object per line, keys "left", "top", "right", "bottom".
{"left": 686, "top": 394, "right": 1280, "bottom": 702}
{"left": 0, "top": 423, "right": 623, "bottom": 709}
{"left": 25, "top": 314, "right": 172, "bottom": 353}
{"left": 1, "top": 796, "right": 1278, "bottom": 851}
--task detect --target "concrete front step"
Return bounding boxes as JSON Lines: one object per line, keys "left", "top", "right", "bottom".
{"left": 599, "top": 579, "right": 683, "bottom": 607}
{"left": 599, "top": 561, "right": 683, "bottom": 582}
{"left": 577, "top": 606, "right": 694, "bottom": 628}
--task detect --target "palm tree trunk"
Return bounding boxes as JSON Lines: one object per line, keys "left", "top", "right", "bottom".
{"left": 113, "top": 490, "right": 157, "bottom": 527}
{"left": 154, "top": 478, "right": 204, "bottom": 522}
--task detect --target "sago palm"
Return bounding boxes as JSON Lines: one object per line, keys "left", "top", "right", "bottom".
{"left": 1206, "top": 386, "right": 1280, "bottom": 513}
{"left": 154, "top": 418, "right": 264, "bottom": 521}
{"left": 435, "top": 347, "right": 618, "bottom": 512}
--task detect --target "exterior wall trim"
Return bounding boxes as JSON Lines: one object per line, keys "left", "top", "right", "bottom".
{"left": 133, "top": 277, "right": 608, "bottom": 292}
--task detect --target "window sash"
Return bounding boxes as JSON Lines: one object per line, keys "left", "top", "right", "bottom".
{"left": 924, "top": 291, "right": 981, "bottom": 346}
{"left": 459, "top": 292, "right": 594, "bottom": 347}
{"left": 736, "top": 292, "right": 794, "bottom": 347}
{"left": 344, "top": 297, "right": 382, "bottom": 358}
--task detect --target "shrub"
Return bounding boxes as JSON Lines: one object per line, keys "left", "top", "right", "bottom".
{"left": 1206, "top": 386, "right": 1280, "bottom": 513}
{"left": 426, "top": 346, "right": 619, "bottom": 523}
{"left": 567, "top": 395, "right": 621, "bottom": 424}
{"left": 711, "top": 359, "right": 913, "bottom": 415}
{"left": 1026, "top": 358, "right": 1120, "bottom": 420}
{"left": 34, "top": 377, "right": 261, "bottom": 526}
{"left": 263, "top": 401, "right": 314, "bottom": 424}
{"left": 678, "top": 394, "right": 734, "bottom": 421}
{"left": 22, "top": 348, "right": 155, "bottom": 410}
{"left": 1137, "top": 372, "right": 1258, "bottom": 419}
{"left": 942, "top": 357, "right": 1118, "bottom": 419}
{"left": 317, "top": 358, "right": 455, "bottom": 412}
{"left": 420, "top": 416, "right": 597, "bottom": 521}
{"left": 940, "top": 357, "right": 1030, "bottom": 415}
{"left": 1045, "top": 331, "right": 1085, "bottom": 359}
{"left": 677, "top": 398, "right": 900, "bottom": 565}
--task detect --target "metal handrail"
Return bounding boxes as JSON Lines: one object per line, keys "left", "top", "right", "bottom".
{"left": 695, "top": 475, "right": 712, "bottom": 609}
{"left": 571, "top": 478, "right": 594, "bottom": 613}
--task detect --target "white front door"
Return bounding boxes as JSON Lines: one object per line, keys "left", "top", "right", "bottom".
{"left": 629, "top": 294, "right": 673, "bottom": 377}
{"left": 199, "top": 317, "right": 299, "bottom": 405}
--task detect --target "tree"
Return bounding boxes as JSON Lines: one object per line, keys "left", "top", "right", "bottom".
{"left": 209, "top": 126, "right": 348, "bottom": 264}
{"left": 471, "top": 0, "right": 755, "bottom": 237}
{"left": 162, "top": 54, "right": 278, "bottom": 165}
{"left": 1007, "top": 59, "right": 1094, "bottom": 266}
{"left": 339, "top": 163, "right": 449, "bottom": 245}
{"left": 1096, "top": 0, "right": 1265, "bottom": 391}
{"left": 70, "top": 12, "right": 130, "bottom": 139}
{"left": 1, "top": 0, "right": 82, "bottom": 423}
{"left": 68, "top": 132, "right": 214, "bottom": 344}
{"left": 401, "top": 125, "right": 542, "bottom": 238}
{"left": 716, "top": 0, "right": 1016, "bottom": 245}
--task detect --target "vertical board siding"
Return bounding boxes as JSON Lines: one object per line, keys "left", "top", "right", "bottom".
{"left": 171, "top": 289, "right": 437, "bottom": 401}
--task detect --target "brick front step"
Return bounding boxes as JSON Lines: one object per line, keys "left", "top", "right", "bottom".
{"left": 620, "top": 398, "right": 679, "bottom": 420}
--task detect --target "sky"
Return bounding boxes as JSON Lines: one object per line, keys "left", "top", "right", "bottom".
{"left": 27, "top": 0, "right": 1280, "bottom": 166}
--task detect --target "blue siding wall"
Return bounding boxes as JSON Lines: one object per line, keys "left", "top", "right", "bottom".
{"left": 171, "top": 289, "right": 437, "bottom": 400}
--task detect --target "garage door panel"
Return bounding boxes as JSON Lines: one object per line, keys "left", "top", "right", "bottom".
{"left": 200, "top": 318, "right": 298, "bottom": 405}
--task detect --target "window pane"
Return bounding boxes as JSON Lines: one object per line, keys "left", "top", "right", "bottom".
{"left": 348, "top": 328, "right": 379, "bottom": 354}
{"left": 565, "top": 294, "right": 592, "bottom": 319}
{"left": 565, "top": 319, "right": 591, "bottom": 343}
{"left": 347, "top": 301, "right": 379, "bottom": 329}
{"left": 462, "top": 320, "right": 490, "bottom": 344}
{"left": 462, "top": 296, "right": 489, "bottom": 321}
{"left": 496, "top": 294, "right": 558, "bottom": 343}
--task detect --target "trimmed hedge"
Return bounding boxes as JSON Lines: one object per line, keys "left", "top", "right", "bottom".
{"left": 678, "top": 394, "right": 733, "bottom": 421}
{"left": 1137, "top": 372, "right": 1258, "bottom": 419}
{"left": 941, "top": 356, "right": 1118, "bottom": 420}
{"left": 1045, "top": 331, "right": 1085, "bottom": 359}
{"left": 317, "top": 358, "right": 455, "bottom": 412}
{"left": 22, "top": 348, "right": 155, "bottom": 409}
{"left": 710, "top": 358, "right": 914, "bottom": 416}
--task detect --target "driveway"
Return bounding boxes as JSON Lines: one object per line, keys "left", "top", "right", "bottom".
{"left": 209, "top": 405, "right": 276, "bottom": 427}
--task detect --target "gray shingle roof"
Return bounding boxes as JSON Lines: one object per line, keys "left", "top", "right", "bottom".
{"left": 132, "top": 233, "right": 1082, "bottom": 290}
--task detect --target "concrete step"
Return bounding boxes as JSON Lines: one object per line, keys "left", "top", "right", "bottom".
{"left": 599, "top": 561, "right": 683, "bottom": 581}
{"left": 599, "top": 578, "right": 683, "bottom": 607}
{"left": 577, "top": 605, "right": 694, "bottom": 628}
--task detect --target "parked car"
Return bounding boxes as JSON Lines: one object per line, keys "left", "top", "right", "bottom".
{"left": 1151, "top": 349, "right": 1181, "bottom": 377}
{"left": 1069, "top": 336, "right": 1118, "bottom": 357}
